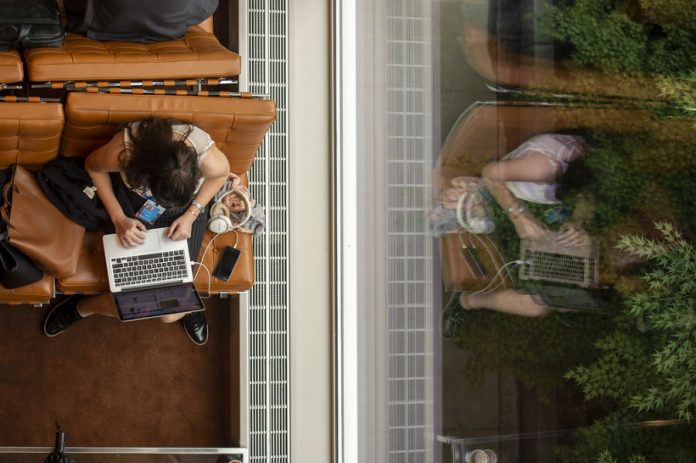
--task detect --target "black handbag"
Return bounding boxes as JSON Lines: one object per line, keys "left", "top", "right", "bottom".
{"left": 0, "top": 169, "right": 43, "bottom": 289}
{"left": 0, "top": 0, "right": 65, "bottom": 51}
{"left": 0, "top": 229, "right": 43, "bottom": 289}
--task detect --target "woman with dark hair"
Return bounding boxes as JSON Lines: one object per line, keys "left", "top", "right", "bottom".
{"left": 453, "top": 133, "right": 594, "bottom": 318}
{"left": 483, "top": 133, "right": 590, "bottom": 245}
{"left": 42, "top": 118, "right": 231, "bottom": 345}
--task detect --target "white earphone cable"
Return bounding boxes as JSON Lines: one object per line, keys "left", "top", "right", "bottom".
{"left": 191, "top": 261, "right": 212, "bottom": 298}
{"left": 471, "top": 259, "right": 522, "bottom": 297}
{"left": 193, "top": 232, "right": 221, "bottom": 280}
{"left": 192, "top": 229, "right": 240, "bottom": 297}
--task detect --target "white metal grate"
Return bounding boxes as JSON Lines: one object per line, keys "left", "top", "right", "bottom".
{"left": 384, "top": 1, "right": 434, "bottom": 462}
{"left": 243, "top": 1, "right": 290, "bottom": 462}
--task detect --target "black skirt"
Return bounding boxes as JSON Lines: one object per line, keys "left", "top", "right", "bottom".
{"left": 107, "top": 173, "right": 207, "bottom": 261}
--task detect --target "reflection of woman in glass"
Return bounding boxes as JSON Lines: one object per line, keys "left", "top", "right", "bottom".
{"left": 224, "top": 190, "right": 248, "bottom": 213}
{"left": 457, "top": 133, "right": 591, "bottom": 317}
{"left": 223, "top": 190, "right": 249, "bottom": 226}
{"left": 485, "top": 134, "right": 589, "bottom": 241}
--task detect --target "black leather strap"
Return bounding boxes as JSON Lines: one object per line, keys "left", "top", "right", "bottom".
{"left": 15, "top": 24, "right": 31, "bottom": 48}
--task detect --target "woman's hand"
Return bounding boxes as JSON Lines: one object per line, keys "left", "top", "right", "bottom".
{"left": 558, "top": 222, "right": 591, "bottom": 248}
{"left": 114, "top": 216, "right": 147, "bottom": 248}
{"left": 168, "top": 211, "right": 196, "bottom": 241}
{"left": 513, "top": 212, "right": 550, "bottom": 241}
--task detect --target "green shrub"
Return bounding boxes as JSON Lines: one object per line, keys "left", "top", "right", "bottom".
{"left": 558, "top": 223, "right": 696, "bottom": 461}
{"left": 541, "top": 0, "right": 696, "bottom": 76}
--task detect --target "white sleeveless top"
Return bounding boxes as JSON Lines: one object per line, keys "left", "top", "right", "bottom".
{"left": 122, "top": 122, "right": 216, "bottom": 200}
{"left": 502, "top": 134, "right": 587, "bottom": 204}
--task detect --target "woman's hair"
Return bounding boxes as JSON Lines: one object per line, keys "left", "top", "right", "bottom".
{"left": 553, "top": 128, "right": 596, "bottom": 202}
{"left": 556, "top": 155, "right": 595, "bottom": 202}
{"left": 121, "top": 118, "right": 201, "bottom": 208}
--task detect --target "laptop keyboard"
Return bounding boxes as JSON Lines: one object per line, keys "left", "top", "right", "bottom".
{"left": 111, "top": 250, "right": 188, "bottom": 288}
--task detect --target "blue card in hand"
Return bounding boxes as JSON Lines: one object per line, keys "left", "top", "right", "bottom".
{"left": 136, "top": 200, "right": 166, "bottom": 224}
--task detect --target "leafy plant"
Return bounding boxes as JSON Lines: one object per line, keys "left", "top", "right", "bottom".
{"left": 638, "top": 0, "right": 696, "bottom": 28}
{"left": 559, "top": 223, "right": 696, "bottom": 461}
{"left": 569, "top": 223, "right": 696, "bottom": 419}
{"left": 540, "top": 0, "right": 696, "bottom": 76}
{"left": 617, "top": 223, "right": 696, "bottom": 419}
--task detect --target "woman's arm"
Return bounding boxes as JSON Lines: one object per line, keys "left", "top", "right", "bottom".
{"left": 481, "top": 152, "right": 559, "bottom": 240}
{"left": 557, "top": 194, "right": 594, "bottom": 247}
{"left": 167, "top": 145, "right": 230, "bottom": 241}
{"left": 85, "top": 130, "right": 147, "bottom": 247}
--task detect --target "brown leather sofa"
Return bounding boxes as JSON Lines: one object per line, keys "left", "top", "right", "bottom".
{"left": 0, "top": 92, "right": 276, "bottom": 305}
{"left": 437, "top": 101, "right": 696, "bottom": 290}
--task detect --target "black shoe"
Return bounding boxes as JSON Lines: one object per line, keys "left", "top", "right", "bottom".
{"left": 183, "top": 311, "right": 208, "bottom": 345}
{"left": 43, "top": 295, "right": 85, "bottom": 337}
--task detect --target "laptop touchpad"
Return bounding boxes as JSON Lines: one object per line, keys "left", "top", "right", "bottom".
{"left": 138, "top": 231, "right": 163, "bottom": 253}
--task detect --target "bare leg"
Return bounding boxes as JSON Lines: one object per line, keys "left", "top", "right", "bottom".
{"left": 77, "top": 294, "right": 188, "bottom": 324}
{"left": 76, "top": 294, "right": 118, "bottom": 318}
{"left": 465, "top": 289, "right": 552, "bottom": 317}
{"left": 160, "top": 313, "right": 187, "bottom": 324}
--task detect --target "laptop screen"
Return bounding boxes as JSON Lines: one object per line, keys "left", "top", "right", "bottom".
{"left": 113, "top": 282, "right": 205, "bottom": 321}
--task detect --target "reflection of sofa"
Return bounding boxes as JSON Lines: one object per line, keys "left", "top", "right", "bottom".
{"left": 0, "top": 93, "right": 275, "bottom": 305}
{"left": 461, "top": 21, "right": 660, "bottom": 101}
{"left": 436, "top": 101, "right": 696, "bottom": 290}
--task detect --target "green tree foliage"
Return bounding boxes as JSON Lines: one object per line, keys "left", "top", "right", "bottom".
{"left": 541, "top": 0, "right": 696, "bottom": 76}
{"left": 617, "top": 223, "right": 696, "bottom": 419}
{"left": 559, "top": 223, "right": 696, "bottom": 461}
{"left": 638, "top": 0, "right": 696, "bottom": 27}
{"left": 569, "top": 223, "right": 696, "bottom": 419}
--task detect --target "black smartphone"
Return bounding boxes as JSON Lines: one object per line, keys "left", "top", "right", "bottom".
{"left": 213, "top": 246, "right": 241, "bottom": 281}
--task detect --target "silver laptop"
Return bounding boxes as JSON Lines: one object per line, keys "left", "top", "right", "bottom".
{"left": 103, "top": 227, "right": 204, "bottom": 321}
{"left": 519, "top": 232, "right": 599, "bottom": 288}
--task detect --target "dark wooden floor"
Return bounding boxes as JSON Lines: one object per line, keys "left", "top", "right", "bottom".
{"left": 0, "top": 297, "right": 240, "bottom": 448}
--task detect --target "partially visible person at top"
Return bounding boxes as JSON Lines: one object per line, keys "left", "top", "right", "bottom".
{"left": 42, "top": 118, "right": 230, "bottom": 345}
{"left": 64, "top": 0, "right": 218, "bottom": 43}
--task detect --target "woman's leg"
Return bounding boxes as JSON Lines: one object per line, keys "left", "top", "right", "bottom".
{"left": 76, "top": 294, "right": 118, "bottom": 317}
{"left": 160, "top": 313, "right": 187, "bottom": 324}
{"left": 43, "top": 293, "right": 116, "bottom": 337}
{"left": 465, "top": 289, "right": 551, "bottom": 317}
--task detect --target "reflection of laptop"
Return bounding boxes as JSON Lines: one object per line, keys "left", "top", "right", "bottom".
{"left": 103, "top": 227, "right": 205, "bottom": 321}
{"left": 519, "top": 233, "right": 599, "bottom": 288}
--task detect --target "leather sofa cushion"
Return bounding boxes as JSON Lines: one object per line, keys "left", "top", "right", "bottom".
{"left": 56, "top": 230, "right": 109, "bottom": 294}
{"left": 193, "top": 230, "right": 254, "bottom": 294}
{"left": 62, "top": 92, "right": 276, "bottom": 174}
{"left": 0, "top": 102, "right": 62, "bottom": 305}
{"left": 0, "top": 103, "right": 64, "bottom": 170}
{"left": 0, "top": 274, "right": 55, "bottom": 305}
{"left": 0, "top": 50, "right": 23, "bottom": 84}
{"left": 24, "top": 26, "right": 240, "bottom": 82}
